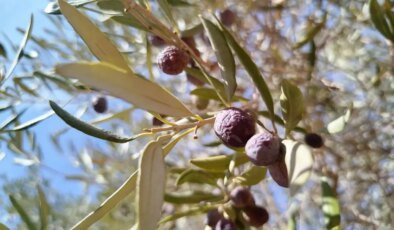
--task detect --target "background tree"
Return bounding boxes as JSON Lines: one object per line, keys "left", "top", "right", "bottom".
{"left": 0, "top": 0, "right": 393, "bottom": 229}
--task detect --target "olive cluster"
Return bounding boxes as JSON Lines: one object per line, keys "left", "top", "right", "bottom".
{"left": 213, "top": 107, "right": 289, "bottom": 187}
{"left": 205, "top": 187, "right": 269, "bottom": 229}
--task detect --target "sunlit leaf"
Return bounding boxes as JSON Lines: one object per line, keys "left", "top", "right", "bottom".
{"left": 1, "top": 15, "right": 33, "bottom": 86}
{"left": 164, "top": 191, "right": 222, "bottom": 204}
{"left": 233, "top": 165, "right": 267, "bottom": 186}
{"left": 200, "top": 17, "right": 236, "bottom": 101}
{"left": 283, "top": 140, "right": 313, "bottom": 196}
{"left": 1, "top": 110, "right": 54, "bottom": 132}
{"left": 14, "top": 157, "right": 38, "bottom": 166}
{"left": 176, "top": 169, "right": 224, "bottom": 186}
{"left": 45, "top": 0, "right": 96, "bottom": 14}
{"left": 136, "top": 140, "right": 166, "bottom": 230}
{"left": 55, "top": 62, "right": 193, "bottom": 117}
{"left": 190, "top": 152, "right": 249, "bottom": 172}
{"left": 57, "top": 0, "right": 131, "bottom": 71}
{"left": 221, "top": 25, "right": 275, "bottom": 119}
{"left": 168, "top": 0, "right": 194, "bottom": 7}
{"left": 109, "top": 15, "right": 146, "bottom": 30}
{"left": 0, "top": 109, "right": 27, "bottom": 130}
{"left": 96, "top": 0, "right": 123, "bottom": 14}
{"left": 321, "top": 177, "right": 341, "bottom": 229}
{"left": 280, "top": 80, "right": 305, "bottom": 135}
{"left": 327, "top": 106, "right": 352, "bottom": 134}
{"left": 181, "top": 23, "right": 203, "bottom": 37}
{"left": 49, "top": 100, "right": 139, "bottom": 143}
{"left": 9, "top": 195, "right": 37, "bottom": 230}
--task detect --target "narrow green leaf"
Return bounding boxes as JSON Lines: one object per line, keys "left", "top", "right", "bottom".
{"left": 327, "top": 106, "right": 352, "bottom": 134}
{"left": 96, "top": 0, "right": 124, "bottom": 14}
{"left": 181, "top": 23, "right": 203, "bottom": 37}
{"left": 176, "top": 169, "right": 224, "bottom": 186}
{"left": 369, "top": 0, "right": 394, "bottom": 41}
{"left": 1, "top": 15, "right": 33, "bottom": 86}
{"left": 283, "top": 140, "right": 313, "bottom": 196}
{"left": 293, "top": 17, "right": 326, "bottom": 49}
{"left": 49, "top": 100, "right": 138, "bottom": 143}
{"left": 190, "top": 152, "right": 249, "bottom": 172}
{"left": 71, "top": 171, "right": 138, "bottom": 229}
{"left": 185, "top": 67, "right": 226, "bottom": 92}
{"left": 136, "top": 140, "right": 166, "bottom": 230}
{"left": 55, "top": 62, "right": 193, "bottom": 117}
{"left": 200, "top": 17, "right": 236, "bottom": 101}
{"left": 280, "top": 80, "right": 305, "bottom": 135}
{"left": 9, "top": 195, "right": 37, "bottom": 230}
{"left": 110, "top": 15, "right": 146, "bottom": 30}
{"left": 44, "top": 0, "right": 96, "bottom": 14}
{"left": 164, "top": 191, "right": 223, "bottom": 204}
{"left": 321, "top": 177, "right": 341, "bottom": 229}
{"left": 58, "top": 0, "right": 131, "bottom": 71}
{"left": 159, "top": 204, "right": 218, "bottom": 224}
{"left": 233, "top": 166, "right": 267, "bottom": 186}
{"left": 0, "top": 109, "right": 27, "bottom": 130}
{"left": 1, "top": 110, "right": 54, "bottom": 132}
{"left": 37, "top": 186, "right": 50, "bottom": 230}
{"left": 221, "top": 25, "right": 275, "bottom": 119}
{"left": 190, "top": 87, "right": 247, "bottom": 102}
{"left": 158, "top": 0, "right": 179, "bottom": 32}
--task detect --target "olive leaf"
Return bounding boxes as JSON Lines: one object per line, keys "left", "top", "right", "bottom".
{"left": 327, "top": 105, "right": 352, "bottom": 134}
{"left": 1, "top": 15, "right": 33, "bottom": 86}
{"left": 37, "top": 186, "right": 50, "bottom": 230}
{"left": 321, "top": 177, "right": 341, "bottom": 229}
{"left": 369, "top": 0, "right": 394, "bottom": 42}
{"left": 190, "top": 152, "right": 249, "bottom": 172}
{"left": 49, "top": 100, "right": 138, "bottom": 143}
{"left": 200, "top": 17, "right": 236, "bottom": 102}
{"left": 9, "top": 195, "right": 37, "bottom": 230}
{"left": 220, "top": 25, "right": 275, "bottom": 120}
{"left": 45, "top": 0, "right": 96, "bottom": 14}
{"left": 176, "top": 169, "right": 224, "bottom": 186}
{"left": 158, "top": 0, "right": 179, "bottom": 32}
{"left": 233, "top": 165, "right": 267, "bottom": 186}
{"left": 159, "top": 205, "right": 218, "bottom": 224}
{"left": 55, "top": 62, "right": 193, "bottom": 117}
{"left": 136, "top": 139, "right": 166, "bottom": 230}
{"left": 280, "top": 80, "right": 305, "bottom": 135}
{"left": 283, "top": 139, "right": 313, "bottom": 196}
{"left": 164, "top": 191, "right": 223, "bottom": 204}
{"left": 57, "top": 0, "right": 131, "bottom": 71}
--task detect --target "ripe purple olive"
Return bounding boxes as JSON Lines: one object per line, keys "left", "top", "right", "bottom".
{"left": 268, "top": 158, "right": 289, "bottom": 188}
{"left": 219, "top": 9, "right": 236, "bottom": 26}
{"left": 214, "top": 107, "right": 256, "bottom": 148}
{"left": 241, "top": 206, "right": 269, "bottom": 227}
{"left": 92, "top": 96, "right": 108, "bottom": 113}
{"left": 245, "top": 132, "right": 280, "bottom": 166}
{"left": 157, "top": 46, "right": 190, "bottom": 75}
{"left": 229, "top": 187, "right": 255, "bottom": 208}
{"left": 304, "top": 133, "right": 324, "bottom": 148}
{"left": 205, "top": 209, "right": 223, "bottom": 227}
{"left": 215, "top": 218, "right": 237, "bottom": 230}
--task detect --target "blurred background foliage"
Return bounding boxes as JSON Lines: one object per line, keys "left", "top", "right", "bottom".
{"left": 0, "top": 0, "right": 393, "bottom": 229}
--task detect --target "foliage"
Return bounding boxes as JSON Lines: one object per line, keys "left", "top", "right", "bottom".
{"left": 0, "top": 0, "right": 393, "bottom": 229}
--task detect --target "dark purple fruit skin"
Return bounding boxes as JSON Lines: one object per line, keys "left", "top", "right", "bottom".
{"left": 229, "top": 187, "right": 255, "bottom": 208}
{"left": 304, "top": 133, "right": 324, "bottom": 148}
{"left": 245, "top": 132, "right": 280, "bottom": 166}
{"left": 219, "top": 9, "right": 236, "bottom": 26}
{"left": 214, "top": 108, "right": 256, "bottom": 148}
{"left": 93, "top": 96, "right": 108, "bottom": 113}
{"left": 268, "top": 158, "right": 289, "bottom": 188}
{"left": 205, "top": 209, "right": 223, "bottom": 227}
{"left": 242, "top": 206, "right": 269, "bottom": 227}
{"left": 215, "top": 218, "right": 237, "bottom": 230}
{"left": 157, "top": 46, "right": 190, "bottom": 75}
{"left": 149, "top": 35, "right": 166, "bottom": 47}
